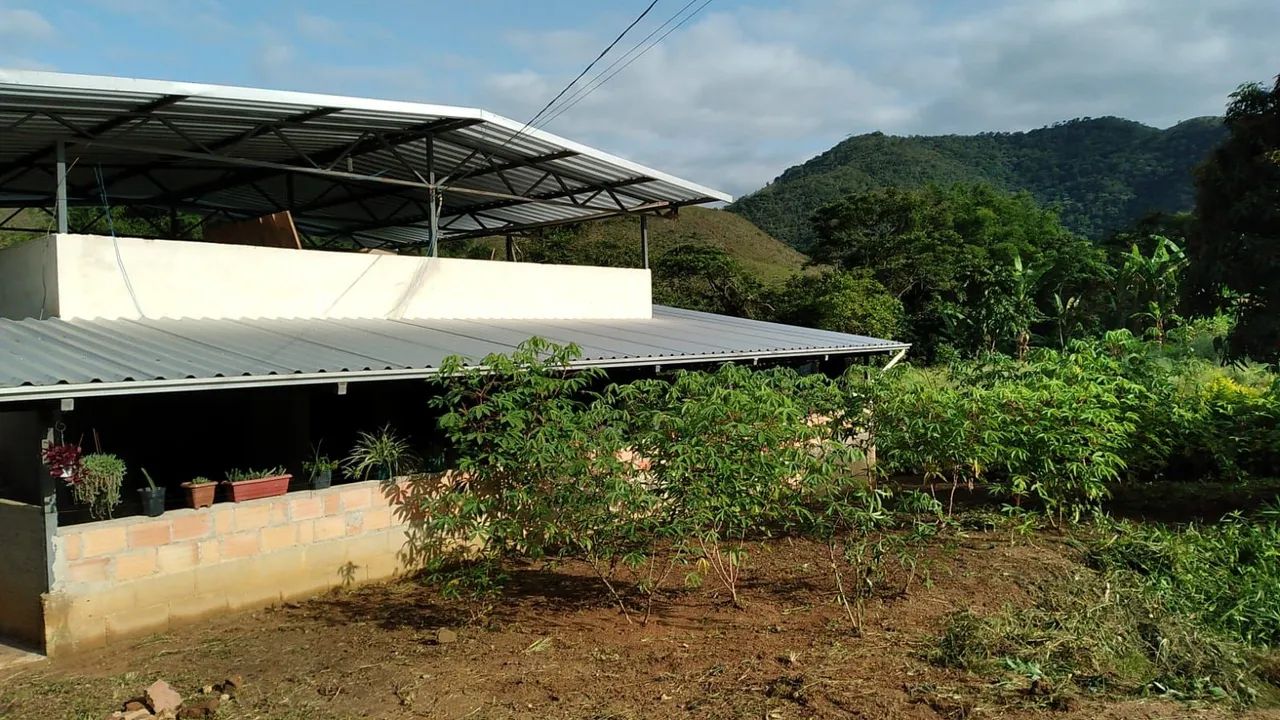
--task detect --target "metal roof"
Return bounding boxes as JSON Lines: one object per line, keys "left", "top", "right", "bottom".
{"left": 0, "top": 70, "right": 731, "bottom": 248}
{"left": 0, "top": 306, "right": 907, "bottom": 402}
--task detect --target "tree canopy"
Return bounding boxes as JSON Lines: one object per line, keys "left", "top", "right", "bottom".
{"left": 1187, "top": 75, "right": 1280, "bottom": 361}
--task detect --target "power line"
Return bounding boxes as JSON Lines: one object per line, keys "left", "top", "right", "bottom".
{"left": 520, "top": 0, "right": 661, "bottom": 133}
{"left": 533, "top": 0, "right": 702, "bottom": 129}
{"left": 535, "top": 0, "right": 715, "bottom": 130}
{"left": 440, "top": 0, "right": 661, "bottom": 186}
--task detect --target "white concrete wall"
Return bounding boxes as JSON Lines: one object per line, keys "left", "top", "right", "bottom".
{"left": 1, "top": 234, "right": 652, "bottom": 322}
{"left": 0, "top": 236, "right": 58, "bottom": 321}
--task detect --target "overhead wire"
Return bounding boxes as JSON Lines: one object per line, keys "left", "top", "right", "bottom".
{"left": 533, "top": 0, "right": 711, "bottom": 131}
{"left": 517, "top": 0, "right": 661, "bottom": 135}
{"left": 436, "top": 0, "right": 662, "bottom": 206}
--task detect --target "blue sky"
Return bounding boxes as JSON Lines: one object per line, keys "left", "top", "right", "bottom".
{"left": 2, "top": 0, "right": 1277, "bottom": 197}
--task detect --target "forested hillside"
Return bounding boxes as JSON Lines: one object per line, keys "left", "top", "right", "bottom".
{"left": 730, "top": 116, "right": 1226, "bottom": 249}
{"left": 456, "top": 206, "right": 809, "bottom": 281}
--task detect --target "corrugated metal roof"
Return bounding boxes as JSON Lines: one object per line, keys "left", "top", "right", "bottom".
{"left": 0, "top": 306, "right": 907, "bottom": 402}
{"left": 0, "top": 70, "right": 731, "bottom": 247}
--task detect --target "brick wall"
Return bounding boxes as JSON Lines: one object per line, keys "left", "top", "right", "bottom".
{"left": 44, "top": 480, "right": 409, "bottom": 656}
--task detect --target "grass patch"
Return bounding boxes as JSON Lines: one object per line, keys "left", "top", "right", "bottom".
{"left": 930, "top": 517, "right": 1280, "bottom": 708}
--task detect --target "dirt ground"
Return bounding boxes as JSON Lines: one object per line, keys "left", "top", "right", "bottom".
{"left": 2, "top": 528, "right": 1278, "bottom": 720}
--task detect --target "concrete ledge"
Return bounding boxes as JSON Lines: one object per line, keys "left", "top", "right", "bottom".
{"left": 0, "top": 234, "right": 653, "bottom": 322}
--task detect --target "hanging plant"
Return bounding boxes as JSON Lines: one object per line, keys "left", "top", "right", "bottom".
{"left": 77, "top": 453, "right": 126, "bottom": 520}
{"left": 41, "top": 442, "right": 82, "bottom": 481}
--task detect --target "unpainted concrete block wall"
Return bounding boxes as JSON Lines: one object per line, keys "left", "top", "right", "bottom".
{"left": 44, "top": 480, "right": 409, "bottom": 656}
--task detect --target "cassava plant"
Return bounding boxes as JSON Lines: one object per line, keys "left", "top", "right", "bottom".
{"left": 413, "top": 339, "right": 662, "bottom": 619}
{"left": 611, "top": 364, "right": 873, "bottom": 607}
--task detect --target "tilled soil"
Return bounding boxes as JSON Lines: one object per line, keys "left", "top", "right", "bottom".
{"left": 2, "top": 531, "right": 1277, "bottom": 720}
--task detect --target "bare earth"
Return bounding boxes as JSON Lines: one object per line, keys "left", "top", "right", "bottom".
{"left": 2, "top": 530, "right": 1277, "bottom": 720}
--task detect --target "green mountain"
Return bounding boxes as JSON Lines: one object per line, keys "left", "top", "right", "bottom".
{"left": 729, "top": 116, "right": 1227, "bottom": 249}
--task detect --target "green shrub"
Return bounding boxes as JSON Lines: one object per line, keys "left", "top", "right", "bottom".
{"left": 405, "top": 340, "right": 884, "bottom": 616}
{"left": 869, "top": 333, "right": 1280, "bottom": 514}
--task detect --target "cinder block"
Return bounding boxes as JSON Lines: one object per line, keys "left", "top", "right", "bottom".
{"left": 233, "top": 504, "right": 272, "bottom": 532}
{"left": 213, "top": 506, "right": 234, "bottom": 534}
{"left": 197, "top": 538, "right": 220, "bottom": 565}
{"left": 261, "top": 524, "right": 296, "bottom": 552}
{"left": 296, "top": 519, "right": 315, "bottom": 545}
{"left": 59, "top": 533, "right": 83, "bottom": 562}
{"left": 105, "top": 602, "right": 170, "bottom": 645}
{"left": 114, "top": 548, "right": 159, "bottom": 581}
{"left": 363, "top": 507, "right": 393, "bottom": 531}
{"left": 132, "top": 568, "right": 197, "bottom": 603}
{"left": 194, "top": 559, "right": 244, "bottom": 596}
{"left": 65, "top": 557, "right": 111, "bottom": 585}
{"left": 156, "top": 542, "right": 199, "bottom": 573}
{"left": 322, "top": 493, "right": 340, "bottom": 515}
{"left": 220, "top": 530, "right": 261, "bottom": 560}
{"left": 170, "top": 513, "right": 212, "bottom": 541}
{"left": 288, "top": 496, "right": 324, "bottom": 521}
{"left": 269, "top": 501, "right": 289, "bottom": 525}
{"left": 126, "top": 520, "right": 172, "bottom": 549}
{"left": 168, "top": 593, "right": 229, "bottom": 624}
{"left": 304, "top": 538, "right": 350, "bottom": 581}
{"left": 78, "top": 525, "right": 127, "bottom": 558}
{"left": 339, "top": 486, "right": 372, "bottom": 511}
{"left": 344, "top": 512, "right": 364, "bottom": 536}
{"left": 313, "top": 515, "right": 345, "bottom": 541}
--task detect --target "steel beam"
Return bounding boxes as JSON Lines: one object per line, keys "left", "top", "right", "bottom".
{"left": 0, "top": 95, "right": 187, "bottom": 183}
{"left": 131, "top": 117, "right": 482, "bottom": 206}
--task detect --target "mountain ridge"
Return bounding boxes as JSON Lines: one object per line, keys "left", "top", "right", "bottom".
{"left": 728, "top": 116, "right": 1227, "bottom": 249}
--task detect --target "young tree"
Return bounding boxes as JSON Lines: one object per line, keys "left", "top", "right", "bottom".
{"left": 810, "top": 184, "right": 1103, "bottom": 357}
{"left": 651, "top": 243, "right": 766, "bottom": 318}
{"left": 769, "top": 270, "right": 904, "bottom": 339}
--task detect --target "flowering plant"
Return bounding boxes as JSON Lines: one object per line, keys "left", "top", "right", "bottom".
{"left": 42, "top": 443, "right": 82, "bottom": 484}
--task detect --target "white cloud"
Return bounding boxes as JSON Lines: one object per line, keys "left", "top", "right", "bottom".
{"left": 0, "top": 7, "right": 54, "bottom": 40}
{"left": 481, "top": 9, "right": 910, "bottom": 197}
{"left": 0, "top": 7, "right": 57, "bottom": 70}
{"left": 475, "top": 0, "right": 1279, "bottom": 197}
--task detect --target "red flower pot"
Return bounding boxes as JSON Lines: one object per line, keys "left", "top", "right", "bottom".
{"left": 181, "top": 482, "right": 217, "bottom": 509}
{"left": 224, "top": 474, "right": 292, "bottom": 503}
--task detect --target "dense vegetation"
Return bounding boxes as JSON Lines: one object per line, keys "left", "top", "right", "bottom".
{"left": 387, "top": 332, "right": 1280, "bottom": 706}
{"left": 730, "top": 116, "right": 1226, "bottom": 250}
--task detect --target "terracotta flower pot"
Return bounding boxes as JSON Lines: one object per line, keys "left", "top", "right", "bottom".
{"left": 181, "top": 482, "right": 217, "bottom": 509}
{"left": 225, "top": 474, "right": 292, "bottom": 502}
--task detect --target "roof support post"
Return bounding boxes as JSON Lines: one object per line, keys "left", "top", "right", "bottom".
{"left": 640, "top": 214, "right": 650, "bottom": 269}
{"left": 505, "top": 234, "right": 516, "bottom": 262}
{"left": 427, "top": 134, "right": 439, "bottom": 257}
{"left": 55, "top": 140, "right": 68, "bottom": 234}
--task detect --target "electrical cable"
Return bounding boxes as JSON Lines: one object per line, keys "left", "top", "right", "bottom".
{"left": 519, "top": 0, "right": 661, "bottom": 134}
{"left": 443, "top": 0, "right": 662, "bottom": 184}
{"left": 532, "top": 0, "right": 701, "bottom": 129}
{"left": 535, "top": 0, "right": 714, "bottom": 130}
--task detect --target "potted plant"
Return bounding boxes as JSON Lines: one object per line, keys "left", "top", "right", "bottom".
{"left": 76, "top": 453, "right": 127, "bottom": 520}
{"left": 182, "top": 476, "right": 217, "bottom": 509}
{"left": 224, "top": 466, "right": 291, "bottom": 502}
{"left": 303, "top": 448, "right": 339, "bottom": 491}
{"left": 343, "top": 425, "right": 419, "bottom": 482}
{"left": 139, "top": 468, "right": 166, "bottom": 517}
